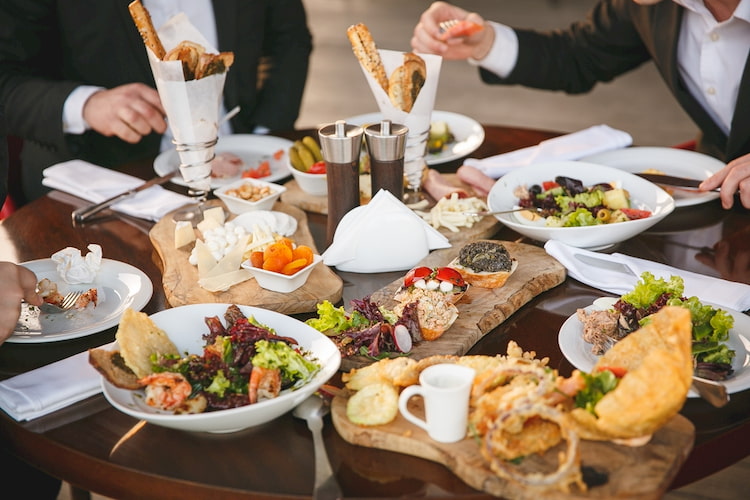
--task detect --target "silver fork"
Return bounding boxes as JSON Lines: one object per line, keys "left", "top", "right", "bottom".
{"left": 39, "top": 290, "right": 84, "bottom": 314}
{"left": 438, "top": 19, "right": 460, "bottom": 35}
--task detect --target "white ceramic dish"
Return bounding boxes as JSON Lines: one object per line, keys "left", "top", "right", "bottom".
{"left": 580, "top": 147, "right": 724, "bottom": 208}
{"left": 486, "top": 161, "right": 676, "bottom": 249}
{"left": 101, "top": 303, "right": 341, "bottom": 433}
{"left": 214, "top": 178, "right": 286, "bottom": 214}
{"left": 231, "top": 210, "right": 298, "bottom": 237}
{"left": 558, "top": 299, "right": 750, "bottom": 397}
{"left": 345, "top": 110, "right": 485, "bottom": 165}
{"left": 154, "top": 134, "right": 294, "bottom": 188}
{"left": 241, "top": 254, "right": 322, "bottom": 293}
{"left": 288, "top": 163, "right": 327, "bottom": 196}
{"left": 12, "top": 259, "right": 152, "bottom": 343}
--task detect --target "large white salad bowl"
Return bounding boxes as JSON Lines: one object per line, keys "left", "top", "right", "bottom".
{"left": 486, "top": 161, "right": 675, "bottom": 249}
{"left": 101, "top": 304, "right": 341, "bottom": 433}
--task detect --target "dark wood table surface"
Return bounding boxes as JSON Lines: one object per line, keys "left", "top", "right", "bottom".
{"left": 1, "top": 125, "right": 749, "bottom": 499}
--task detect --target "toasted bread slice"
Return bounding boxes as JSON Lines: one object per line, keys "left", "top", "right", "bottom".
{"left": 128, "top": 0, "right": 166, "bottom": 59}
{"left": 388, "top": 52, "right": 426, "bottom": 112}
{"left": 88, "top": 348, "right": 143, "bottom": 390}
{"left": 164, "top": 40, "right": 205, "bottom": 80}
{"left": 347, "top": 23, "right": 389, "bottom": 93}
{"left": 115, "top": 308, "right": 179, "bottom": 378}
{"left": 194, "top": 51, "right": 235, "bottom": 79}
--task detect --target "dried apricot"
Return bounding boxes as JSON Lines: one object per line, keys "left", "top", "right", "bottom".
{"left": 250, "top": 251, "right": 264, "bottom": 269}
{"left": 292, "top": 245, "right": 314, "bottom": 265}
{"left": 282, "top": 258, "right": 308, "bottom": 275}
{"left": 264, "top": 241, "right": 293, "bottom": 263}
{"left": 262, "top": 255, "right": 287, "bottom": 273}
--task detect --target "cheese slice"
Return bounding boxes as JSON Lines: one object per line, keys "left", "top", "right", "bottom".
{"left": 204, "top": 234, "right": 250, "bottom": 279}
{"left": 198, "top": 269, "right": 252, "bottom": 292}
{"left": 194, "top": 239, "right": 218, "bottom": 278}
{"left": 197, "top": 216, "right": 222, "bottom": 235}
{"left": 203, "top": 206, "right": 225, "bottom": 225}
{"left": 174, "top": 220, "right": 196, "bottom": 249}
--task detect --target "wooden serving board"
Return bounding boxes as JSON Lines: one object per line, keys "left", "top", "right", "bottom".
{"left": 280, "top": 173, "right": 501, "bottom": 244}
{"left": 150, "top": 200, "right": 343, "bottom": 314}
{"left": 340, "top": 240, "right": 566, "bottom": 372}
{"left": 331, "top": 395, "right": 695, "bottom": 499}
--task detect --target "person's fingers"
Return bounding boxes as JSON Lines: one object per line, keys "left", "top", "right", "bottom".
{"left": 18, "top": 266, "right": 42, "bottom": 306}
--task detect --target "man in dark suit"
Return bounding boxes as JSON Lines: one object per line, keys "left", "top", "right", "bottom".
{"left": 0, "top": 0, "right": 312, "bottom": 203}
{"left": 412, "top": 0, "right": 750, "bottom": 210}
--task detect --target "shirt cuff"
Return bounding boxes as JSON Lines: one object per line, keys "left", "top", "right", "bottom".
{"left": 467, "top": 22, "right": 519, "bottom": 79}
{"left": 63, "top": 86, "right": 105, "bottom": 134}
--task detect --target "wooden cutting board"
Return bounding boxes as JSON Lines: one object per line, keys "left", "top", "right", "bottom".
{"left": 280, "top": 173, "right": 501, "bottom": 244}
{"left": 331, "top": 394, "right": 694, "bottom": 499}
{"left": 340, "top": 240, "right": 566, "bottom": 372}
{"left": 150, "top": 200, "right": 343, "bottom": 314}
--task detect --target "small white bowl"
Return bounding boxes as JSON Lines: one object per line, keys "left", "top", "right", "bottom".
{"left": 214, "top": 178, "right": 286, "bottom": 214}
{"left": 288, "top": 163, "right": 327, "bottom": 196}
{"left": 241, "top": 254, "right": 322, "bottom": 293}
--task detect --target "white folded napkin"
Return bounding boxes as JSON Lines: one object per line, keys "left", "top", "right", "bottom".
{"left": 463, "top": 125, "right": 633, "bottom": 178}
{"left": 323, "top": 189, "right": 451, "bottom": 273}
{"left": 545, "top": 240, "right": 750, "bottom": 311}
{"left": 42, "top": 160, "right": 192, "bottom": 221}
{"left": 0, "top": 350, "right": 103, "bottom": 421}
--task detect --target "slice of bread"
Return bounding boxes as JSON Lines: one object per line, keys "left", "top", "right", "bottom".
{"left": 88, "top": 348, "right": 143, "bottom": 390}
{"left": 450, "top": 240, "right": 518, "bottom": 288}
{"left": 387, "top": 52, "right": 426, "bottom": 113}
{"left": 116, "top": 308, "right": 179, "bottom": 378}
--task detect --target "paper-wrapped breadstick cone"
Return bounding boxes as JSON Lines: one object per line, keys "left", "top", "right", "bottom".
{"left": 356, "top": 49, "right": 442, "bottom": 193}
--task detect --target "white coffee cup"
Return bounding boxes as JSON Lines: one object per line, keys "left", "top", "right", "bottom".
{"left": 398, "top": 363, "right": 475, "bottom": 443}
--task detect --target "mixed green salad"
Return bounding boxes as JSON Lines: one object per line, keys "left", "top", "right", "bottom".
{"left": 516, "top": 176, "right": 652, "bottom": 227}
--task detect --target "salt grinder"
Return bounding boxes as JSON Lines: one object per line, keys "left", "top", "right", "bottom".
{"left": 364, "top": 120, "right": 408, "bottom": 201}
{"left": 318, "top": 120, "right": 363, "bottom": 247}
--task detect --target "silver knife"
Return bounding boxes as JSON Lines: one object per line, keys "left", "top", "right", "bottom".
{"left": 71, "top": 170, "right": 178, "bottom": 223}
{"left": 634, "top": 172, "right": 719, "bottom": 191}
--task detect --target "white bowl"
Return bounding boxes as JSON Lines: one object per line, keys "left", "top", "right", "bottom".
{"left": 241, "top": 254, "right": 323, "bottom": 293}
{"left": 214, "top": 178, "right": 286, "bottom": 214}
{"left": 486, "top": 161, "right": 675, "bottom": 249}
{"left": 100, "top": 303, "right": 341, "bottom": 433}
{"left": 288, "top": 163, "right": 327, "bottom": 196}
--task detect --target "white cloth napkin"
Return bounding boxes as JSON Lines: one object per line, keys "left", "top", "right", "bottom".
{"left": 545, "top": 240, "right": 750, "bottom": 311}
{"left": 42, "top": 160, "right": 192, "bottom": 221}
{"left": 463, "top": 125, "right": 633, "bottom": 178}
{"left": 0, "top": 351, "right": 103, "bottom": 421}
{"left": 323, "top": 189, "right": 451, "bottom": 273}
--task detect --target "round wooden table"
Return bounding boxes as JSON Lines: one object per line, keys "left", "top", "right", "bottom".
{"left": 1, "top": 124, "right": 749, "bottom": 499}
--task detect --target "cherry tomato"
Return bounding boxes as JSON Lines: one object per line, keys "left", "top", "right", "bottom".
{"left": 596, "top": 365, "right": 628, "bottom": 378}
{"left": 542, "top": 181, "right": 560, "bottom": 191}
{"left": 308, "top": 161, "right": 327, "bottom": 174}
{"left": 619, "top": 208, "right": 651, "bottom": 220}
{"left": 273, "top": 148, "right": 285, "bottom": 161}
{"left": 404, "top": 266, "right": 432, "bottom": 287}
{"left": 435, "top": 267, "right": 466, "bottom": 287}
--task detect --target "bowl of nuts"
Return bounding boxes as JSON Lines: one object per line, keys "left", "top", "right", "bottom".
{"left": 214, "top": 178, "right": 286, "bottom": 214}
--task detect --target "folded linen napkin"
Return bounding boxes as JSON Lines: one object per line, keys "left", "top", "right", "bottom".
{"left": 323, "top": 189, "right": 451, "bottom": 273}
{"left": 0, "top": 350, "right": 103, "bottom": 421}
{"left": 545, "top": 240, "right": 750, "bottom": 312}
{"left": 463, "top": 124, "right": 633, "bottom": 178}
{"left": 42, "top": 160, "right": 192, "bottom": 221}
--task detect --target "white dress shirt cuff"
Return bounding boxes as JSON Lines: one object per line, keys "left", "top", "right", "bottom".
{"left": 468, "top": 22, "right": 519, "bottom": 79}
{"left": 63, "top": 85, "right": 104, "bottom": 134}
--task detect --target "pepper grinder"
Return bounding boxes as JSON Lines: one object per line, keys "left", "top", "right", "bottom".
{"left": 318, "top": 120, "right": 363, "bottom": 247}
{"left": 364, "top": 120, "right": 408, "bottom": 201}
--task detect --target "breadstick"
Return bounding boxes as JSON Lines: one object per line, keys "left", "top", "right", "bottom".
{"left": 347, "top": 23, "right": 389, "bottom": 93}
{"left": 128, "top": 0, "right": 166, "bottom": 59}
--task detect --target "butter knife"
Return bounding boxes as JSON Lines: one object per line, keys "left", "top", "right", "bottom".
{"left": 71, "top": 170, "right": 178, "bottom": 223}
{"left": 634, "top": 172, "right": 719, "bottom": 191}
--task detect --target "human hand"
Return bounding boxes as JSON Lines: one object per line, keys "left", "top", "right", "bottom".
{"left": 411, "top": 2, "right": 493, "bottom": 61}
{"left": 699, "top": 152, "right": 750, "bottom": 209}
{"left": 83, "top": 83, "right": 167, "bottom": 144}
{"left": 0, "top": 262, "right": 42, "bottom": 344}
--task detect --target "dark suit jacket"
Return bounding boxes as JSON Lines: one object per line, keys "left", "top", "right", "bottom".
{"left": 480, "top": 0, "right": 750, "bottom": 163}
{"left": 0, "top": 0, "right": 312, "bottom": 202}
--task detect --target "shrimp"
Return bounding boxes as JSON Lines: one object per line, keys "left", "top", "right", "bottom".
{"left": 139, "top": 372, "right": 193, "bottom": 411}
{"left": 248, "top": 366, "right": 281, "bottom": 404}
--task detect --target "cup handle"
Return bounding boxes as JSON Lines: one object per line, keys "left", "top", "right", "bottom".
{"left": 398, "top": 385, "right": 429, "bottom": 432}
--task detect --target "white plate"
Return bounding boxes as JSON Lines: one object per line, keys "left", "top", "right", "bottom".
{"left": 558, "top": 300, "right": 750, "bottom": 397}
{"left": 12, "top": 259, "right": 153, "bottom": 343}
{"left": 580, "top": 147, "right": 724, "bottom": 207}
{"left": 154, "top": 134, "right": 294, "bottom": 188}
{"left": 101, "top": 304, "right": 341, "bottom": 433}
{"left": 486, "top": 161, "right": 676, "bottom": 249}
{"left": 345, "top": 110, "right": 485, "bottom": 165}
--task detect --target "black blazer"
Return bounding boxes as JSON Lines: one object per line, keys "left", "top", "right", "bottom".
{"left": 479, "top": 0, "right": 750, "bottom": 163}
{"left": 0, "top": 0, "right": 312, "bottom": 202}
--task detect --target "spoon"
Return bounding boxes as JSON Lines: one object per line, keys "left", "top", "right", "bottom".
{"left": 292, "top": 394, "right": 342, "bottom": 500}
